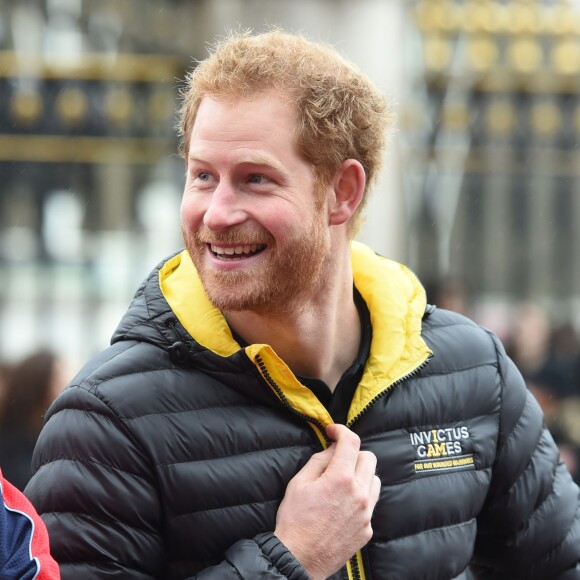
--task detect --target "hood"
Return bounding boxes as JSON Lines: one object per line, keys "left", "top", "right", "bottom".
{"left": 111, "top": 252, "right": 191, "bottom": 352}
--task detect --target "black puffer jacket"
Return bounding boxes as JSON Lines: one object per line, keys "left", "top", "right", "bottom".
{"left": 26, "top": 243, "right": 580, "bottom": 579}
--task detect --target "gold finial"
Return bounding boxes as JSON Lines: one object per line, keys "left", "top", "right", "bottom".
{"left": 9, "top": 90, "right": 43, "bottom": 125}
{"left": 104, "top": 87, "right": 134, "bottom": 127}
{"left": 423, "top": 34, "right": 453, "bottom": 72}
{"left": 414, "top": 1, "right": 448, "bottom": 32}
{"left": 55, "top": 87, "right": 88, "bottom": 126}
{"left": 551, "top": 39, "right": 580, "bottom": 75}
{"left": 485, "top": 100, "right": 517, "bottom": 137}
{"left": 441, "top": 101, "right": 470, "bottom": 131}
{"left": 530, "top": 101, "right": 562, "bottom": 137}
{"left": 467, "top": 35, "right": 499, "bottom": 72}
{"left": 507, "top": 37, "right": 543, "bottom": 74}
{"left": 508, "top": 2, "right": 540, "bottom": 35}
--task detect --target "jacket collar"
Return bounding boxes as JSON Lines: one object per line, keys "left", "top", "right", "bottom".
{"left": 158, "top": 242, "right": 432, "bottom": 425}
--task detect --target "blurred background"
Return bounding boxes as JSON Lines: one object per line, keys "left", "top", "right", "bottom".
{"left": 1, "top": 0, "right": 580, "bottom": 488}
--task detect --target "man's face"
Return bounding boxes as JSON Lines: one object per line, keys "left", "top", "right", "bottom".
{"left": 181, "top": 92, "right": 333, "bottom": 314}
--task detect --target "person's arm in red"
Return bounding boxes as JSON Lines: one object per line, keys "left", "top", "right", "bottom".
{"left": 0, "top": 468, "right": 60, "bottom": 579}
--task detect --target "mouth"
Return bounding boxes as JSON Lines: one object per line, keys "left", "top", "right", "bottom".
{"left": 209, "top": 243, "right": 267, "bottom": 260}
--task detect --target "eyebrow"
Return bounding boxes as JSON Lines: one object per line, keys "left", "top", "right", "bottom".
{"left": 188, "top": 153, "right": 287, "bottom": 177}
{"left": 236, "top": 154, "right": 286, "bottom": 175}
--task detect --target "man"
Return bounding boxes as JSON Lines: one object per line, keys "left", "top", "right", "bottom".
{"left": 0, "top": 468, "right": 60, "bottom": 579}
{"left": 26, "top": 30, "right": 580, "bottom": 579}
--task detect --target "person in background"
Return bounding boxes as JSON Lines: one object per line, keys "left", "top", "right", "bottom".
{"left": 0, "top": 361, "right": 12, "bottom": 417}
{"left": 0, "top": 349, "right": 65, "bottom": 490}
{"left": 0, "top": 467, "right": 60, "bottom": 579}
{"left": 506, "top": 302, "right": 580, "bottom": 485}
{"left": 506, "top": 301, "right": 568, "bottom": 392}
{"left": 549, "top": 321, "right": 580, "bottom": 398}
{"left": 425, "top": 276, "right": 471, "bottom": 317}
{"left": 26, "top": 29, "right": 580, "bottom": 579}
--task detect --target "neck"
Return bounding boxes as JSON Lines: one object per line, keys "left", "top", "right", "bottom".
{"left": 225, "top": 247, "right": 360, "bottom": 392}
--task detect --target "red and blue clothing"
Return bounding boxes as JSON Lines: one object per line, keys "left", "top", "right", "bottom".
{"left": 1, "top": 468, "right": 59, "bottom": 579}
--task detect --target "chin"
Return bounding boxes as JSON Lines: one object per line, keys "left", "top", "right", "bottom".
{"left": 202, "top": 275, "right": 257, "bottom": 311}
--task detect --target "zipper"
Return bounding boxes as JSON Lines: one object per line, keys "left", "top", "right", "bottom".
{"left": 255, "top": 354, "right": 328, "bottom": 443}
{"left": 257, "top": 352, "right": 363, "bottom": 578}
{"left": 346, "top": 354, "right": 433, "bottom": 428}
{"left": 348, "top": 553, "right": 362, "bottom": 580}
{"left": 344, "top": 354, "right": 432, "bottom": 580}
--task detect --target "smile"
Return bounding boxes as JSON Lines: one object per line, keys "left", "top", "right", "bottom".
{"left": 209, "top": 244, "right": 266, "bottom": 259}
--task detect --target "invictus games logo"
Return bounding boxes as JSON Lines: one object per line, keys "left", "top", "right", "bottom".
{"left": 410, "top": 425, "right": 475, "bottom": 475}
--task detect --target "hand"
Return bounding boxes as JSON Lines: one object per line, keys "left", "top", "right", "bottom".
{"left": 274, "top": 424, "right": 380, "bottom": 580}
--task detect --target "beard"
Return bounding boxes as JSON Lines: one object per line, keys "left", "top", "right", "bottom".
{"left": 182, "top": 215, "right": 332, "bottom": 315}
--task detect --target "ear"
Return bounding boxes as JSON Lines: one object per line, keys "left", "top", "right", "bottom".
{"left": 328, "top": 159, "right": 366, "bottom": 226}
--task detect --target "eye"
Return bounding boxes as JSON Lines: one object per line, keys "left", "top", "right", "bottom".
{"left": 248, "top": 174, "right": 266, "bottom": 184}
{"left": 188, "top": 169, "right": 215, "bottom": 190}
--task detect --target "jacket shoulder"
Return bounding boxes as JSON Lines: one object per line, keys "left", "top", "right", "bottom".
{"left": 421, "top": 307, "right": 503, "bottom": 374}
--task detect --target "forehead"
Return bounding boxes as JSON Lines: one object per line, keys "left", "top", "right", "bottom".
{"left": 192, "top": 92, "right": 296, "bottom": 136}
{"left": 188, "top": 92, "right": 302, "bottom": 165}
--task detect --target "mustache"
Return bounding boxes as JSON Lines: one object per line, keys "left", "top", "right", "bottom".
{"left": 183, "top": 225, "right": 274, "bottom": 246}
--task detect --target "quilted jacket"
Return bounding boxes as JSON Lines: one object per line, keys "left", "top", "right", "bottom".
{"left": 25, "top": 242, "right": 580, "bottom": 579}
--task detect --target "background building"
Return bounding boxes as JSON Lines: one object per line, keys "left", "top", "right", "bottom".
{"left": 0, "top": 0, "right": 579, "bottom": 371}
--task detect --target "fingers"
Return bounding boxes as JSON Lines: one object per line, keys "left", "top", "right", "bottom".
{"left": 326, "top": 424, "right": 380, "bottom": 500}
{"left": 276, "top": 423, "right": 382, "bottom": 578}
{"left": 299, "top": 425, "right": 380, "bottom": 496}
{"left": 355, "top": 449, "right": 378, "bottom": 486}
{"left": 295, "top": 444, "right": 336, "bottom": 482}
{"left": 325, "top": 423, "right": 348, "bottom": 442}
{"left": 370, "top": 473, "right": 381, "bottom": 506}
{"left": 324, "top": 424, "right": 362, "bottom": 477}
{"left": 355, "top": 449, "right": 380, "bottom": 516}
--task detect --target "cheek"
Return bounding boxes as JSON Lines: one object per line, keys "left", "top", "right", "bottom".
{"left": 180, "top": 195, "right": 203, "bottom": 227}
{"left": 258, "top": 216, "right": 287, "bottom": 242}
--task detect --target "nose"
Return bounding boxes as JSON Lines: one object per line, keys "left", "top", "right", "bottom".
{"left": 203, "top": 182, "right": 247, "bottom": 231}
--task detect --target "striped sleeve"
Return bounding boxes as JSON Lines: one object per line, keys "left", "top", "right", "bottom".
{"left": 1, "top": 469, "right": 60, "bottom": 579}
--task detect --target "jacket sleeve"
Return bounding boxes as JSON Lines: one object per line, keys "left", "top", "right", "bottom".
{"left": 471, "top": 332, "right": 580, "bottom": 579}
{"left": 192, "top": 533, "right": 309, "bottom": 579}
{"left": 24, "top": 386, "right": 308, "bottom": 580}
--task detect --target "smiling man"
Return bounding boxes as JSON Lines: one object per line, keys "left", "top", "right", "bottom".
{"left": 182, "top": 94, "right": 334, "bottom": 317}
{"left": 26, "top": 30, "right": 580, "bottom": 580}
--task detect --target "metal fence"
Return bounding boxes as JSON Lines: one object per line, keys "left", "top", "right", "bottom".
{"left": 400, "top": 0, "right": 580, "bottom": 328}
{"left": 0, "top": 6, "right": 187, "bottom": 364}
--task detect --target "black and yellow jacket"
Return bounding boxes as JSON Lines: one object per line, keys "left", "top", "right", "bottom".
{"left": 26, "top": 242, "right": 580, "bottom": 579}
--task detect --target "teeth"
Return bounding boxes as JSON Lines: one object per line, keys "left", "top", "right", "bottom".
{"left": 210, "top": 244, "right": 264, "bottom": 257}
